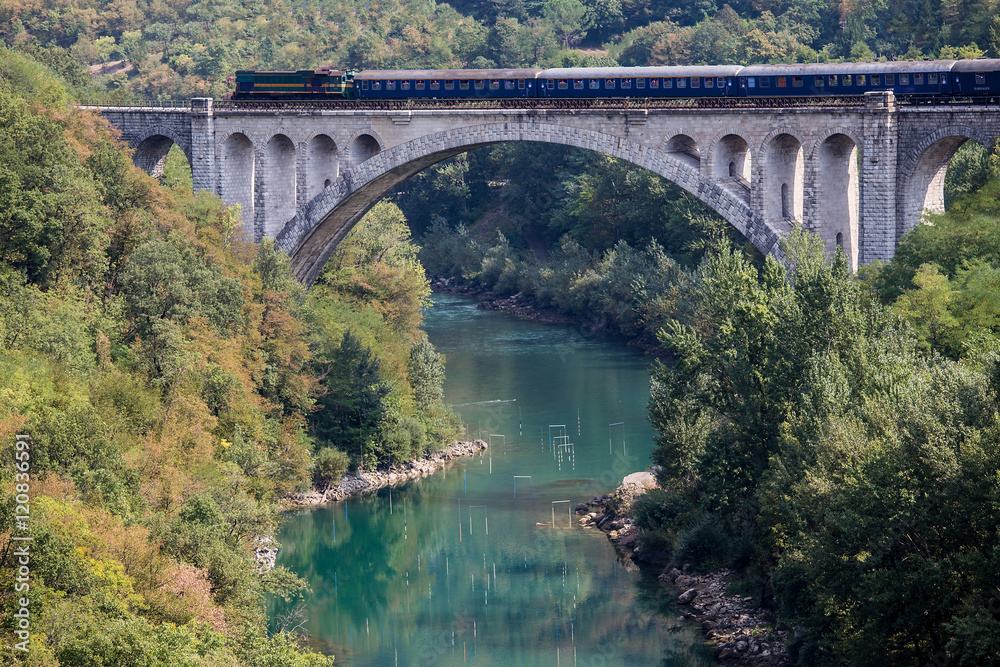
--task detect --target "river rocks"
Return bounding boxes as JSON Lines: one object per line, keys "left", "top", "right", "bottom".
{"left": 575, "top": 503, "right": 589, "bottom": 513}
{"left": 678, "top": 588, "right": 698, "bottom": 604}
{"left": 253, "top": 536, "right": 279, "bottom": 573}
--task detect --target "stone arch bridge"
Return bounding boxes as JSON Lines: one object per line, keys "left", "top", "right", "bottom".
{"left": 95, "top": 95, "right": 1000, "bottom": 286}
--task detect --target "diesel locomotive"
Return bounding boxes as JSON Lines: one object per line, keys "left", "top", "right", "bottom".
{"left": 231, "top": 59, "right": 1000, "bottom": 102}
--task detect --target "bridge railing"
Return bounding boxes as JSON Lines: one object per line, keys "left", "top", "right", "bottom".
{"left": 76, "top": 98, "right": 193, "bottom": 110}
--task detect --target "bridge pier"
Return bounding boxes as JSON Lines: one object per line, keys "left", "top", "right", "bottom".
{"left": 95, "top": 96, "right": 1000, "bottom": 284}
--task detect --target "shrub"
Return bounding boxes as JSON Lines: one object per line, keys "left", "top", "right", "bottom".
{"left": 673, "top": 516, "right": 732, "bottom": 570}
{"left": 313, "top": 447, "right": 350, "bottom": 490}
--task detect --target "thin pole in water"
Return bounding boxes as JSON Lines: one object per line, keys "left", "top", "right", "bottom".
{"left": 332, "top": 519, "right": 336, "bottom": 543}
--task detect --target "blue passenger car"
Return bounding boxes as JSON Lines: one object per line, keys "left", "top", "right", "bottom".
{"left": 737, "top": 61, "right": 956, "bottom": 97}
{"left": 537, "top": 67, "right": 742, "bottom": 98}
{"left": 353, "top": 69, "right": 541, "bottom": 99}
{"left": 952, "top": 59, "right": 1000, "bottom": 98}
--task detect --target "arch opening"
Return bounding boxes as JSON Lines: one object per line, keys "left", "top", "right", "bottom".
{"left": 350, "top": 134, "right": 381, "bottom": 168}
{"left": 307, "top": 135, "right": 339, "bottom": 201}
{"left": 817, "top": 133, "right": 859, "bottom": 269}
{"left": 765, "top": 134, "right": 803, "bottom": 226}
{"left": 263, "top": 134, "right": 297, "bottom": 239}
{"left": 902, "top": 135, "right": 972, "bottom": 239}
{"left": 666, "top": 134, "right": 701, "bottom": 169}
{"left": 133, "top": 134, "right": 181, "bottom": 180}
{"left": 715, "top": 134, "right": 751, "bottom": 201}
{"left": 221, "top": 133, "right": 255, "bottom": 235}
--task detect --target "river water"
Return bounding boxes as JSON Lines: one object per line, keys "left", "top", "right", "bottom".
{"left": 270, "top": 293, "right": 713, "bottom": 666}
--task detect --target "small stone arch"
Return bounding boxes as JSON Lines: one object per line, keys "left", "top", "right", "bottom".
{"left": 306, "top": 134, "right": 339, "bottom": 201}
{"left": 220, "top": 132, "right": 255, "bottom": 234}
{"left": 898, "top": 125, "right": 993, "bottom": 238}
{"left": 278, "top": 123, "right": 784, "bottom": 286}
{"left": 262, "top": 134, "right": 297, "bottom": 239}
{"left": 763, "top": 132, "right": 804, "bottom": 225}
{"left": 348, "top": 132, "right": 383, "bottom": 168}
{"left": 664, "top": 133, "right": 701, "bottom": 170}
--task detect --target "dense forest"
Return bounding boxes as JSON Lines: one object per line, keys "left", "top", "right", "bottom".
{"left": 0, "top": 47, "right": 457, "bottom": 663}
{"left": 3, "top": 0, "right": 1000, "bottom": 662}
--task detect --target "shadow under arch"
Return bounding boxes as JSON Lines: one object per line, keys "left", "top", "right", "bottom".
{"left": 276, "top": 123, "right": 784, "bottom": 286}
{"left": 132, "top": 132, "right": 193, "bottom": 181}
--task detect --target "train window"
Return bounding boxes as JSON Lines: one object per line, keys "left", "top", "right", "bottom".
{"left": 401, "top": 81, "right": 410, "bottom": 90}
{"left": 490, "top": 80, "right": 500, "bottom": 90}
{"left": 415, "top": 80, "right": 425, "bottom": 90}
{"left": 558, "top": 80, "right": 568, "bottom": 90}
{"left": 915, "top": 73, "right": 924, "bottom": 85}
{"left": 475, "top": 80, "right": 484, "bottom": 90}
{"left": 622, "top": 78, "right": 631, "bottom": 89}
{"left": 372, "top": 81, "right": 381, "bottom": 90}
{"left": 519, "top": 79, "right": 526, "bottom": 89}
{"left": 505, "top": 80, "right": 514, "bottom": 90}
{"left": 900, "top": 74, "right": 909, "bottom": 84}
{"left": 776, "top": 77, "right": 786, "bottom": 87}
{"left": 871, "top": 75, "right": 880, "bottom": 85}
{"left": 747, "top": 77, "right": 755, "bottom": 87}
{"left": 590, "top": 79, "right": 599, "bottom": 89}
{"left": 677, "top": 78, "right": 686, "bottom": 88}
{"left": 636, "top": 78, "right": 645, "bottom": 89}
{"left": 843, "top": 75, "right": 851, "bottom": 86}
{"left": 460, "top": 80, "right": 469, "bottom": 90}
{"left": 885, "top": 74, "right": 894, "bottom": 85}
{"left": 705, "top": 77, "right": 714, "bottom": 88}
{"left": 362, "top": 80, "right": 369, "bottom": 89}
{"left": 928, "top": 73, "right": 938, "bottom": 85}
{"left": 430, "top": 80, "right": 440, "bottom": 90}
{"left": 828, "top": 75, "right": 838, "bottom": 86}
{"left": 574, "top": 79, "right": 584, "bottom": 89}
{"left": 760, "top": 77, "right": 770, "bottom": 87}
{"left": 387, "top": 80, "right": 396, "bottom": 90}
{"left": 792, "top": 76, "right": 803, "bottom": 87}
{"left": 976, "top": 73, "right": 987, "bottom": 84}
{"left": 650, "top": 78, "right": 659, "bottom": 88}
{"left": 546, "top": 80, "right": 554, "bottom": 89}
{"left": 717, "top": 77, "right": 726, "bottom": 87}
{"left": 446, "top": 80, "right": 455, "bottom": 90}
{"left": 857, "top": 75, "right": 866, "bottom": 86}
{"left": 605, "top": 79, "right": 616, "bottom": 89}
{"left": 815, "top": 76, "right": 824, "bottom": 87}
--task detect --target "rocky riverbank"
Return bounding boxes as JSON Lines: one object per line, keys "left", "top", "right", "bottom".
{"left": 281, "top": 439, "right": 489, "bottom": 510}
{"left": 578, "top": 472, "right": 791, "bottom": 666}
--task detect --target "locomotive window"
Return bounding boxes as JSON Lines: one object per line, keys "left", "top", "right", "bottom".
{"left": 636, "top": 78, "right": 645, "bottom": 89}
{"left": 928, "top": 73, "right": 938, "bottom": 84}
{"left": 760, "top": 77, "right": 770, "bottom": 87}
{"left": 372, "top": 81, "right": 381, "bottom": 90}
{"left": 490, "top": 80, "right": 500, "bottom": 90}
{"left": 828, "top": 75, "right": 837, "bottom": 86}
{"left": 792, "top": 76, "right": 803, "bottom": 87}
{"left": 430, "top": 80, "right": 440, "bottom": 90}
{"left": 505, "top": 80, "right": 514, "bottom": 89}
{"left": 900, "top": 74, "right": 909, "bottom": 84}
{"left": 677, "top": 78, "right": 686, "bottom": 88}
{"left": 387, "top": 80, "right": 396, "bottom": 90}
{"left": 475, "top": 80, "right": 484, "bottom": 90}
{"left": 717, "top": 77, "right": 725, "bottom": 87}
{"left": 976, "top": 73, "right": 987, "bottom": 84}
{"left": 885, "top": 74, "right": 894, "bottom": 85}
{"left": 415, "top": 80, "right": 425, "bottom": 90}
{"left": 842, "top": 75, "right": 851, "bottom": 86}
{"left": 518, "top": 79, "right": 526, "bottom": 89}
{"left": 704, "top": 77, "right": 714, "bottom": 88}
{"left": 650, "top": 78, "right": 659, "bottom": 88}
{"left": 815, "top": 76, "right": 824, "bottom": 87}
{"left": 401, "top": 81, "right": 410, "bottom": 90}
{"left": 871, "top": 75, "right": 880, "bottom": 85}
{"left": 590, "top": 79, "right": 599, "bottom": 89}
{"left": 621, "top": 78, "right": 631, "bottom": 89}
{"left": 558, "top": 79, "right": 568, "bottom": 90}
{"left": 574, "top": 79, "right": 584, "bottom": 89}
{"left": 914, "top": 73, "right": 924, "bottom": 85}
{"left": 605, "top": 79, "right": 616, "bottom": 89}
{"left": 459, "top": 80, "right": 469, "bottom": 90}
{"left": 776, "top": 77, "right": 786, "bottom": 87}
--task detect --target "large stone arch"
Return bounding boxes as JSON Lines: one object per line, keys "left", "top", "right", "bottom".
{"left": 130, "top": 129, "right": 193, "bottom": 180}
{"left": 897, "top": 125, "right": 994, "bottom": 239}
{"left": 813, "top": 133, "right": 860, "bottom": 269}
{"left": 261, "top": 134, "right": 297, "bottom": 239}
{"left": 276, "top": 122, "right": 785, "bottom": 286}
{"left": 220, "top": 132, "right": 255, "bottom": 234}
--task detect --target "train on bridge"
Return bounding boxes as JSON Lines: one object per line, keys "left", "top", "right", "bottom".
{"left": 232, "top": 59, "right": 1000, "bottom": 103}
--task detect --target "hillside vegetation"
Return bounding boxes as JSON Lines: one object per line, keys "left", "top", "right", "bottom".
{"left": 0, "top": 47, "right": 456, "bottom": 664}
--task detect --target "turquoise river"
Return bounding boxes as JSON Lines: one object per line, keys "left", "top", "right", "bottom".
{"left": 269, "top": 292, "right": 714, "bottom": 665}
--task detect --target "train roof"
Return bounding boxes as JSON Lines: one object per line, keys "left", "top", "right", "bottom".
{"left": 235, "top": 69, "right": 348, "bottom": 76}
{"left": 952, "top": 59, "right": 1000, "bottom": 71}
{"left": 354, "top": 69, "right": 541, "bottom": 80}
{"left": 538, "top": 66, "right": 743, "bottom": 79}
{"left": 739, "top": 60, "right": 957, "bottom": 76}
